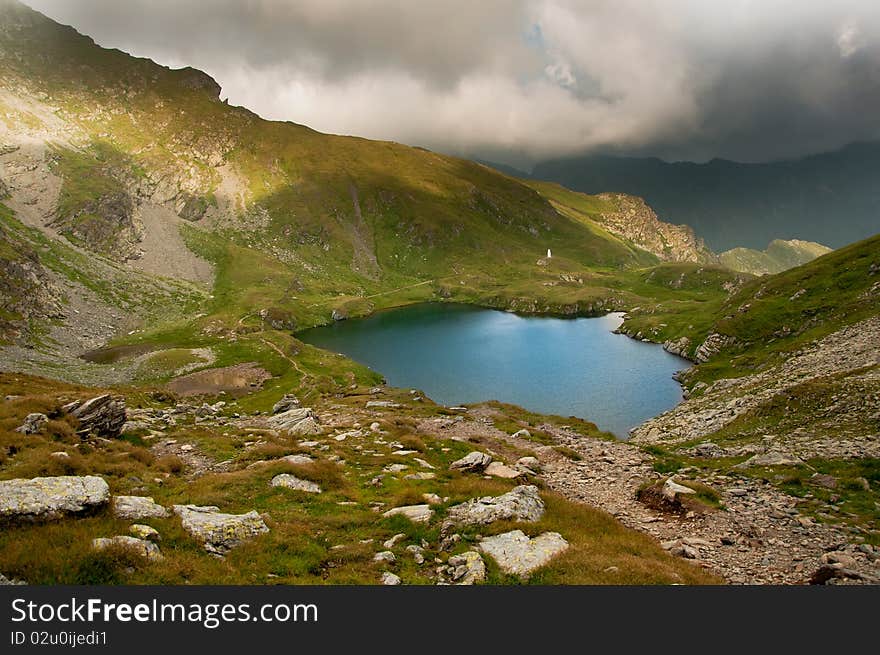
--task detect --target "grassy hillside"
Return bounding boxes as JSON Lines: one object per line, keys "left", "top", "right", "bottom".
{"left": 720, "top": 239, "right": 832, "bottom": 275}
{"left": 622, "top": 234, "right": 880, "bottom": 381}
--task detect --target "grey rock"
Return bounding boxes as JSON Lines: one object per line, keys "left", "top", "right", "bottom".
{"left": 92, "top": 536, "right": 162, "bottom": 562}
{"left": 380, "top": 571, "right": 401, "bottom": 585}
{"left": 662, "top": 478, "right": 697, "bottom": 502}
{"left": 449, "top": 451, "right": 493, "bottom": 472}
{"left": 738, "top": 451, "right": 804, "bottom": 468}
{"left": 272, "top": 394, "right": 301, "bottom": 414}
{"left": 444, "top": 485, "right": 545, "bottom": 528}
{"left": 113, "top": 495, "right": 170, "bottom": 520}
{"left": 484, "top": 462, "right": 523, "bottom": 479}
{"left": 478, "top": 530, "right": 569, "bottom": 577}
{"left": 270, "top": 474, "right": 321, "bottom": 493}
{"left": 266, "top": 407, "right": 320, "bottom": 436}
{"left": 516, "top": 456, "right": 541, "bottom": 472}
{"left": 0, "top": 573, "right": 25, "bottom": 585}
{"left": 382, "top": 504, "right": 434, "bottom": 523}
{"left": 365, "top": 401, "right": 402, "bottom": 409}
{"left": 280, "top": 454, "right": 314, "bottom": 466}
{"left": 173, "top": 504, "right": 269, "bottom": 554}
{"left": 695, "top": 333, "right": 735, "bottom": 363}
{"left": 373, "top": 550, "right": 396, "bottom": 563}
{"left": 511, "top": 429, "right": 532, "bottom": 439}
{"left": 63, "top": 395, "right": 127, "bottom": 438}
{"left": 15, "top": 413, "right": 48, "bottom": 435}
{"left": 447, "top": 551, "right": 486, "bottom": 585}
{"left": 664, "top": 336, "right": 692, "bottom": 358}
{"left": 0, "top": 475, "right": 109, "bottom": 521}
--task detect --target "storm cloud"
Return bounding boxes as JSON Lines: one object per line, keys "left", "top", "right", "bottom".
{"left": 22, "top": 0, "right": 880, "bottom": 165}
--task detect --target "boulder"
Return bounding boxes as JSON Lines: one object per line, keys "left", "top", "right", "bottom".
{"left": 63, "top": 395, "right": 127, "bottom": 438}
{"left": 112, "top": 495, "right": 170, "bottom": 520}
{"left": 484, "top": 462, "right": 523, "bottom": 479}
{"left": 380, "top": 571, "right": 401, "bottom": 585}
{"left": 129, "top": 524, "right": 161, "bottom": 542}
{"left": 270, "top": 474, "right": 321, "bottom": 493}
{"left": 280, "top": 454, "right": 314, "bottom": 466}
{"left": 662, "top": 479, "right": 697, "bottom": 502}
{"left": 173, "top": 504, "right": 269, "bottom": 554}
{"left": 373, "top": 550, "right": 395, "bottom": 563}
{"left": 15, "top": 413, "right": 48, "bottom": 435}
{"left": 92, "top": 536, "right": 162, "bottom": 562}
{"left": 382, "top": 504, "right": 434, "bottom": 523}
{"left": 266, "top": 407, "right": 320, "bottom": 436}
{"left": 511, "top": 429, "right": 531, "bottom": 439}
{"left": 0, "top": 475, "right": 109, "bottom": 521}
{"left": 737, "top": 451, "right": 804, "bottom": 468}
{"left": 447, "top": 551, "right": 486, "bottom": 585}
{"left": 516, "top": 456, "right": 541, "bottom": 472}
{"left": 449, "top": 451, "right": 493, "bottom": 472}
{"left": 444, "top": 485, "right": 544, "bottom": 528}
{"left": 272, "top": 394, "right": 301, "bottom": 414}
{"left": 478, "top": 530, "right": 569, "bottom": 577}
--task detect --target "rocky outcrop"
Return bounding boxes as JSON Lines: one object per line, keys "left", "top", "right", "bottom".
{"left": 270, "top": 474, "right": 321, "bottom": 493}
{"left": 443, "top": 485, "right": 545, "bottom": 529}
{"left": 593, "top": 193, "right": 718, "bottom": 264}
{"left": 663, "top": 336, "right": 692, "bottom": 358}
{"left": 478, "top": 530, "right": 569, "bottom": 577}
{"left": 112, "top": 495, "right": 171, "bottom": 520}
{"left": 173, "top": 504, "right": 269, "bottom": 555}
{"left": 446, "top": 551, "right": 486, "bottom": 585}
{"left": 449, "top": 451, "right": 492, "bottom": 472}
{"left": 0, "top": 475, "right": 109, "bottom": 521}
{"left": 266, "top": 407, "right": 320, "bottom": 436}
{"left": 272, "top": 394, "right": 301, "bottom": 414}
{"left": 15, "top": 413, "right": 48, "bottom": 435}
{"left": 694, "top": 333, "right": 735, "bottom": 363}
{"left": 63, "top": 394, "right": 127, "bottom": 438}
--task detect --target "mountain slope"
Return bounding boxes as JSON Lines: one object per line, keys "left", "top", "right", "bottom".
{"left": 719, "top": 239, "right": 832, "bottom": 275}
{"left": 0, "top": 0, "right": 729, "bottom": 373}
{"left": 530, "top": 145, "right": 880, "bottom": 251}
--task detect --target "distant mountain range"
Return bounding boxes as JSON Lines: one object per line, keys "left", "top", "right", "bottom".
{"left": 480, "top": 143, "right": 880, "bottom": 251}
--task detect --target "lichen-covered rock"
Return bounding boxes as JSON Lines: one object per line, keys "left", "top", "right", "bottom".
{"left": 449, "top": 451, "right": 492, "bottom": 472}
{"left": 270, "top": 474, "right": 321, "bottom": 493}
{"left": 15, "top": 413, "right": 48, "bottom": 435}
{"left": 63, "top": 394, "right": 126, "bottom": 438}
{"left": 662, "top": 478, "right": 697, "bottom": 502}
{"left": 443, "top": 485, "right": 544, "bottom": 528}
{"left": 380, "top": 571, "right": 401, "bottom": 585}
{"left": 382, "top": 504, "right": 434, "bottom": 523}
{"left": 92, "top": 536, "right": 163, "bottom": 562}
{"left": 267, "top": 407, "right": 320, "bottom": 435}
{"left": 447, "top": 551, "right": 486, "bottom": 585}
{"left": 129, "top": 524, "right": 161, "bottom": 541}
{"left": 478, "top": 530, "right": 569, "bottom": 577}
{"left": 112, "top": 495, "right": 170, "bottom": 520}
{"left": 173, "top": 504, "right": 269, "bottom": 554}
{"left": 0, "top": 475, "right": 109, "bottom": 521}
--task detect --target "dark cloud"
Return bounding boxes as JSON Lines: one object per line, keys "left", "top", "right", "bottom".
{"left": 22, "top": 0, "right": 880, "bottom": 165}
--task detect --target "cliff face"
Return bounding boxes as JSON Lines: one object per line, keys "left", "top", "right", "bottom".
{"left": 593, "top": 193, "right": 718, "bottom": 265}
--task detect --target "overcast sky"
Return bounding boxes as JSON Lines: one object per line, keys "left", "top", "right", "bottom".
{"left": 23, "top": 0, "right": 880, "bottom": 167}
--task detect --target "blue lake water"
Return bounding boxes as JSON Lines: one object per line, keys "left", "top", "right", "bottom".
{"left": 299, "top": 303, "right": 688, "bottom": 438}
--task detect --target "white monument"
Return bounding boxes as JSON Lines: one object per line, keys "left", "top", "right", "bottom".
{"left": 546, "top": 248, "right": 552, "bottom": 258}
